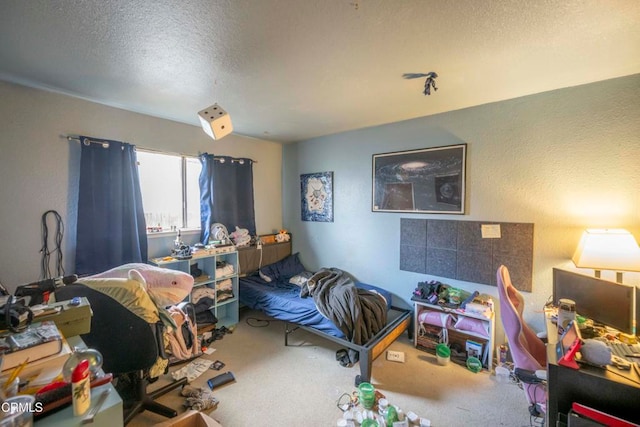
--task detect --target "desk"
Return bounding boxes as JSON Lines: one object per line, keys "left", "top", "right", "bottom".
{"left": 545, "top": 314, "right": 640, "bottom": 426}
{"left": 35, "top": 336, "right": 123, "bottom": 427}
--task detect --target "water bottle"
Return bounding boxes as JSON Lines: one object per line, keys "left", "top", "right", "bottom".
{"left": 557, "top": 298, "right": 576, "bottom": 338}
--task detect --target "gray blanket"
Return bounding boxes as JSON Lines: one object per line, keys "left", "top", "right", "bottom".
{"left": 300, "top": 268, "right": 388, "bottom": 364}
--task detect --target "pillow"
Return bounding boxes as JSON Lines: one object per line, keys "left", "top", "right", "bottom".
{"left": 259, "top": 253, "right": 306, "bottom": 282}
{"left": 453, "top": 316, "right": 490, "bottom": 338}
{"left": 418, "top": 309, "right": 455, "bottom": 328}
{"left": 289, "top": 271, "right": 313, "bottom": 286}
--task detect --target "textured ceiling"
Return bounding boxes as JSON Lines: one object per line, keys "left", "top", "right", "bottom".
{"left": 1, "top": 1, "right": 639, "bottom": 143}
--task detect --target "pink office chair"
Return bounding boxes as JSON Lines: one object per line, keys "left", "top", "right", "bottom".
{"left": 497, "top": 265, "right": 547, "bottom": 420}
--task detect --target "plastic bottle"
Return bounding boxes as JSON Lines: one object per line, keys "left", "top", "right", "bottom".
{"left": 499, "top": 344, "right": 508, "bottom": 366}
{"left": 385, "top": 405, "right": 398, "bottom": 425}
{"left": 557, "top": 298, "right": 576, "bottom": 337}
{"left": 72, "top": 359, "right": 91, "bottom": 416}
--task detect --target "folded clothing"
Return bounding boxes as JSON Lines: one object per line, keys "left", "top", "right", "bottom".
{"left": 216, "top": 263, "right": 234, "bottom": 277}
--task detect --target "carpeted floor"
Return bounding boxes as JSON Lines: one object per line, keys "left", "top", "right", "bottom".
{"left": 128, "top": 309, "right": 538, "bottom": 427}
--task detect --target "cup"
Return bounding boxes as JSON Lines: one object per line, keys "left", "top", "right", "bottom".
{"left": 495, "top": 365, "right": 510, "bottom": 383}
{"left": 557, "top": 298, "right": 576, "bottom": 337}
{"left": 436, "top": 344, "right": 451, "bottom": 365}
{"left": 358, "top": 382, "right": 376, "bottom": 410}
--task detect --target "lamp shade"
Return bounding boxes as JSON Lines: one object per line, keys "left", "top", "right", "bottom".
{"left": 572, "top": 228, "right": 640, "bottom": 272}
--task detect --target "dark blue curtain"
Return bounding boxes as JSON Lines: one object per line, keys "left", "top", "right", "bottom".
{"left": 199, "top": 153, "right": 256, "bottom": 244}
{"left": 75, "top": 137, "right": 147, "bottom": 275}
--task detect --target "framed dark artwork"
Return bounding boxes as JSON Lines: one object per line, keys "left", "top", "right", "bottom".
{"left": 301, "top": 171, "right": 334, "bottom": 222}
{"left": 372, "top": 144, "right": 466, "bottom": 214}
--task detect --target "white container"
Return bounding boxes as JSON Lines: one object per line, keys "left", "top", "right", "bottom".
{"left": 495, "top": 366, "right": 510, "bottom": 383}
{"left": 72, "top": 359, "right": 91, "bottom": 416}
{"left": 557, "top": 298, "right": 576, "bottom": 337}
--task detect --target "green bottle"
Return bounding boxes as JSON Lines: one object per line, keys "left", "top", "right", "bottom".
{"left": 385, "top": 405, "right": 398, "bottom": 425}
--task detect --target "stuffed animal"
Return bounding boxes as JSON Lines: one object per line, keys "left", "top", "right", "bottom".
{"left": 580, "top": 339, "right": 612, "bottom": 366}
{"left": 275, "top": 229, "right": 290, "bottom": 243}
{"left": 89, "top": 263, "right": 194, "bottom": 307}
{"left": 230, "top": 226, "right": 251, "bottom": 247}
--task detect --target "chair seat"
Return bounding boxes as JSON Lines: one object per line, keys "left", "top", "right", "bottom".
{"left": 55, "top": 282, "right": 185, "bottom": 425}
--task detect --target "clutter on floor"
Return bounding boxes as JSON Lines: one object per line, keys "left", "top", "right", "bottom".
{"left": 201, "top": 326, "right": 234, "bottom": 351}
{"left": 336, "top": 382, "right": 431, "bottom": 427}
{"left": 152, "top": 409, "right": 222, "bottom": 427}
{"left": 180, "top": 385, "right": 219, "bottom": 411}
{"left": 171, "top": 359, "right": 212, "bottom": 383}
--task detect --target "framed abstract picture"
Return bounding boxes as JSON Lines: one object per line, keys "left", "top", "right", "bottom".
{"left": 301, "top": 171, "right": 334, "bottom": 222}
{"left": 372, "top": 144, "right": 466, "bottom": 214}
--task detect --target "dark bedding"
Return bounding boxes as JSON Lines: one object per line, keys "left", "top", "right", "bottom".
{"left": 239, "top": 273, "right": 392, "bottom": 339}
{"left": 237, "top": 250, "right": 410, "bottom": 385}
{"left": 301, "top": 268, "right": 388, "bottom": 364}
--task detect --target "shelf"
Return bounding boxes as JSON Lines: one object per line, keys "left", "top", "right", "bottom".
{"left": 411, "top": 297, "right": 492, "bottom": 321}
{"left": 216, "top": 297, "right": 237, "bottom": 308}
{"left": 413, "top": 298, "right": 496, "bottom": 371}
{"left": 193, "top": 276, "right": 214, "bottom": 286}
{"left": 150, "top": 249, "right": 239, "bottom": 328}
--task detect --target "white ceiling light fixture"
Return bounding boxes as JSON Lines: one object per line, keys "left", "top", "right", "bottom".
{"left": 198, "top": 103, "right": 233, "bottom": 140}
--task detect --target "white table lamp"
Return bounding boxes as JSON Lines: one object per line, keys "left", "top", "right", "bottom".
{"left": 572, "top": 228, "right": 640, "bottom": 283}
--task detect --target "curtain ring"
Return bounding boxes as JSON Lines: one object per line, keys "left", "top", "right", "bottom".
{"left": 82, "top": 138, "right": 90, "bottom": 146}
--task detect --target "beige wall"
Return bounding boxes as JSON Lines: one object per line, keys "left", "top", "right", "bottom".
{"left": 0, "top": 81, "right": 282, "bottom": 289}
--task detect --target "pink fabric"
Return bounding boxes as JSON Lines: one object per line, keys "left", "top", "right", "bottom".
{"left": 166, "top": 306, "right": 200, "bottom": 360}
{"left": 497, "top": 265, "right": 547, "bottom": 414}
{"left": 418, "top": 309, "right": 454, "bottom": 328}
{"left": 453, "top": 316, "right": 490, "bottom": 338}
{"left": 497, "top": 265, "right": 546, "bottom": 368}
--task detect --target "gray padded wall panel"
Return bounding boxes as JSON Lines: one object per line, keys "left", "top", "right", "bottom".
{"left": 400, "top": 218, "right": 534, "bottom": 291}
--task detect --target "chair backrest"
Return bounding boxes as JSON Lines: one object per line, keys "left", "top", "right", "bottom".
{"left": 496, "top": 265, "right": 546, "bottom": 370}
{"left": 55, "top": 283, "right": 160, "bottom": 375}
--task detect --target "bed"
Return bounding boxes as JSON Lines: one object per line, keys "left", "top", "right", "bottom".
{"left": 237, "top": 242, "right": 411, "bottom": 385}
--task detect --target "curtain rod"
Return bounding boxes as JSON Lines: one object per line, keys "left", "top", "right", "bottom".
{"left": 62, "top": 134, "right": 257, "bottom": 163}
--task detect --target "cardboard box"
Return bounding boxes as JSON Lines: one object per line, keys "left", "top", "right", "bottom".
{"left": 154, "top": 410, "right": 223, "bottom": 427}
{"left": 35, "top": 297, "right": 92, "bottom": 338}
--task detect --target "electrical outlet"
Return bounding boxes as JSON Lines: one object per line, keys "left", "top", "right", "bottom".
{"left": 386, "top": 350, "right": 405, "bottom": 363}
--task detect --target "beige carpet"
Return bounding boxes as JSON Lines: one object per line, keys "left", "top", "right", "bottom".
{"left": 129, "top": 309, "right": 535, "bottom": 427}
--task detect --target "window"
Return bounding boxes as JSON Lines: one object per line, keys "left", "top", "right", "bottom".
{"left": 137, "top": 150, "right": 202, "bottom": 232}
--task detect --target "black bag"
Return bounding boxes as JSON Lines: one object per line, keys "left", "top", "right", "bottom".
{"left": 0, "top": 297, "right": 33, "bottom": 333}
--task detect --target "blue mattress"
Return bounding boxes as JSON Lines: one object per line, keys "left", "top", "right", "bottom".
{"left": 239, "top": 275, "right": 392, "bottom": 339}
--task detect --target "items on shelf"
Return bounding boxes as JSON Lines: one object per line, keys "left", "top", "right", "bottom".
{"left": 229, "top": 226, "right": 251, "bottom": 247}
{"left": 412, "top": 281, "right": 493, "bottom": 317}
{"left": 150, "top": 248, "right": 239, "bottom": 328}
{"left": 412, "top": 281, "right": 495, "bottom": 371}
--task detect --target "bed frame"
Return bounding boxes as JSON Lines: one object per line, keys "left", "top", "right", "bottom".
{"left": 237, "top": 242, "right": 412, "bottom": 386}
